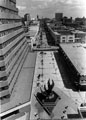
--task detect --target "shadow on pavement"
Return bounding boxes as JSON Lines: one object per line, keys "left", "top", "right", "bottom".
{"left": 54, "top": 52, "right": 78, "bottom": 92}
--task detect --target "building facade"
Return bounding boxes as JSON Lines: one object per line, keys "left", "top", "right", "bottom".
{"left": 24, "top": 13, "right": 31, "bottom": 26}
{"left": 73, "top": 30, "right": 86, "bottom": 43}
{"left": 60, "top": 34, "right": 75, "bottom": 43}
{"left": 47, "top": 26, "right": 75, "bottom": 44}
{"left": 59, "top": 43, "right": 86, "bottom": 89}
{"left": 0, "top": 0, "right": 29, "bottom": 104}
{"left": 55, "top": 13, "right": 63, "bottom": 21}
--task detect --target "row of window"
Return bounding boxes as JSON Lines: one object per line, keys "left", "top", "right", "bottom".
{"left": 0, "top": 39, "right": 26, "bottom": 83}
{"left": 0, "top": 85, "right": 8, "bottom": 92}
{"left": 6, "top": 40, "right": 26, "bottom": 69}
{"left": 0, "top": 94, "right": 10, "bottom": 100}
{"left": 10, "top": 45, "right": 28, "bottom": 94}
{"left": 3, "top": 0, "right": 16, "bottom": 7}
{"left": 9, "top": 42, "right": 27, "bottom": 85}
{"left": 0, "top": 36, "right": 25, "bottom": 61}
{"left": 9, "top": 0, "right": 16, "bottom": 7}
{"left": 6, "top": 45, "right": 25, "bottom": 81}
{"left": 0, "top": 5, "right": 18, "bottom": 15}
{"left": 0, "top": 66, "right": 6, "bottom": 71}
{"left": 0, "top": 76, "right": 7, "bottom": 81}
{"left": 62, "top": 40, "right": 74, "bottom": 43}
{"left": 4, "top": 36, "right": 25, "bottom": 59}
{"left": 0, "top": 19, "right": 21, "bottom": 25}
{"left": 0, "top": 26, "right": 22, "bottom": 37}
{"left": 62, "top": 36, "right": 73, "bottom": 39}
{"left": 8, "top": 44, "right": 26, "bottom": 86}
{"left": 0, "top": 31, "right": 24, "bottom": 49}
{"left": 0, "top": 41, "right": 26, "bottom": 82}
{"left": 10, "top": 0, "right": 16, "bottom": 4}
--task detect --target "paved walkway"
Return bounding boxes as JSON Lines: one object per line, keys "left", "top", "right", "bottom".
{"left": 30, "top": 32, "right": 86, "bottom": 119}
{"left": 30, "top": 51, "right": 80, "bottom": 119}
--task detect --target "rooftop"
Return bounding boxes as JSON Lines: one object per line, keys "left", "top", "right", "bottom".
{"left": 60, "top": 43, "right": 86, "bottom": 76}
{"left": 72, "top": 30, "right": 86, "bottom": 34}
{"left": 57, "top": 30, "right": 73, "bottom": 35}
{"left": 54, "top": 31, "right": 60, "bottom": 35}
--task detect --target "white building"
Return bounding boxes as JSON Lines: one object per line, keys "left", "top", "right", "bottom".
{"left": 0, "top": 0, "right": 29, "bottom": 104}
{"left": 60, "top": 33, "right": 75, "bottom": 43}
{"left": 47, "top": 25, "right": 75, "bottom": 44}
{"left": 73, "top": 30, "right": 86, "bottom": 43}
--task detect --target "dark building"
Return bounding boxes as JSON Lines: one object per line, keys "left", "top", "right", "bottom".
{"left": 63, "top": 16, "right": 73, "bottom": 24}
{"left": 55, "top": 13, "right": 63, "bottom": 21}
{"left": 74, "top": 17, "right": 86, "bottom": 26}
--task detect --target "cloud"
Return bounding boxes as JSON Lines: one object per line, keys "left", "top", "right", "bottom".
{"left": 17, "top": 5, "right": 26, "bottom": 10}
{"left": 16, "top": 0, "right": 86, "bottom": 18}
{"left": 38, "top": 2, "right": 48, "bottom": 9}
{"left": 65, "top": 0, "right": 72, "bottom": 4}
{"left": 32, "top": 0, "right": 53, "bottom": 2}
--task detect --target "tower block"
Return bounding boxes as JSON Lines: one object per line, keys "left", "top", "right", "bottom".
{"left": 0, "top": 0, "right": 29, "bottom": 104}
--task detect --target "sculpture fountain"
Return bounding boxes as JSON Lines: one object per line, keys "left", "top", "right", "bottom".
{"left": 35, "top": 79, "right": 61, "bottom": 116}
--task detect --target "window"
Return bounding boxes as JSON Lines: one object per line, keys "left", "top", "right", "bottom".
{"left": 0, "top": 76, "right": 7, "bottom": 81}
{"left": 0, "top": 66, "right": 6, "bottom": 71}
{"left": 69, "top": 37, "right": 73, "bottom": 39}
{"left": 0, "top": 26, "right": 23, "bottom": 38}
{"left": 62, "top": 40, "right": 65, "bottom": 43}
{"left": 5, "top": 40, "right": 25, "bottom": 68}
{"left": 0, "top": 86, "right": 8, "bottom": 91}
{"left": 0, "top": 36, "right": 24, "bottom": 60}
{"left": 69, "top": 40, "right": 73, "bottom": 42}
{"left": 62, "top": 37, "right": 66, "bottom": 39}
{"left": 7, "top": 42, "right": 26, "bottom": 79}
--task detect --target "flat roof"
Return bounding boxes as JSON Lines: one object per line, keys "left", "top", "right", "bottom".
{"left": 54, "top": 31, "right": 60, "bottom": 35}
{"left": 73, "top": 30, "right": 86, "bottom": 34}
{"left": 57, "top": 30, "right": 73, "bottom": 35}
{"left": 60, "top": 43, "right": 86, "bottom": 76}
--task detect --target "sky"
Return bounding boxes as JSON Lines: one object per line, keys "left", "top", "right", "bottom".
{"left": 16, "top": 0, "right": 86, "bottom": 19}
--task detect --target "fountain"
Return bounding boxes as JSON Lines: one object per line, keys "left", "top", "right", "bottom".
{"left": 35, "top": 79, "right": 61, "bottom": 116}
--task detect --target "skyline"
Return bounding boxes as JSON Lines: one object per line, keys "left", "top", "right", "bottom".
{"left": 16, "top": 0, "right": 86, "bottom": 18}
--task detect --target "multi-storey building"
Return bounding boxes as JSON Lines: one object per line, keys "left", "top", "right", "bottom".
{"left": 73, "top": 30, "right": 86, "bottom": 43}
{"left": 46, "top": 25, "right": 75, "bottom": 44}
{"left": 24, "top": 13, "right": 31, "bottom": 26}
{"left": 59, "top": 43, "right": 86, "bottom": 90}
{"left": 55, "top": 13, "right": 63, "bottom": 21}
{"left": 0, "top": 0, "right": 29, "bottom": 104}
{"left": 59, "top": 31, "right": 75, "bottom": 43}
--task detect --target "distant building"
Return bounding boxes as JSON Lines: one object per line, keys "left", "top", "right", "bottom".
{"left": 24, "top": 13, "right": 31, "bottom": 26}
{"left": 47, "top": 25, "right": 75, "bottom": 44}
{"left": 74, "top": 17, "right": 86, "bottom": 27}
{"left": 73, "top": 30, "right": 86, "bottom": 43}
{"left": 58, "top": 30, "right": 75, "bottom": 43}
{"left": 63, "top": 16, "right": 73, "bottom": 24}
{"left": 37, "top": 15, "right": 39, "bottom": 20}
{"left": 55, "top": 13, "right": 63, "bottom": 22}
